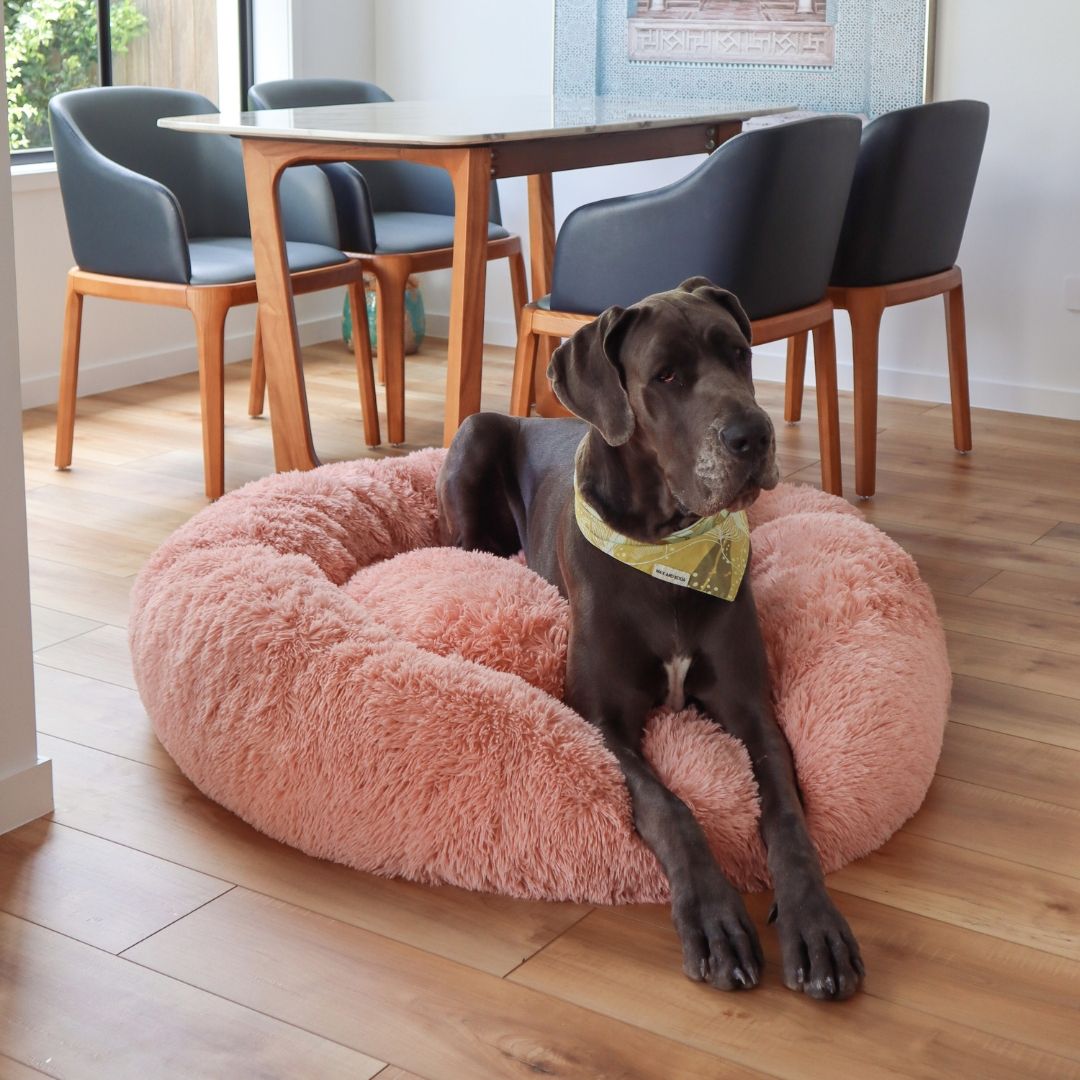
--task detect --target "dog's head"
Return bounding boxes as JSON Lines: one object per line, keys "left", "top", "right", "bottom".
{"left": 549, "top": 277, "right": 779, "bottom": 515}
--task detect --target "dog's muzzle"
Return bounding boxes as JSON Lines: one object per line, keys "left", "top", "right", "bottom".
{"left": 694, "top": 415, "right": 779, "bottom": 512}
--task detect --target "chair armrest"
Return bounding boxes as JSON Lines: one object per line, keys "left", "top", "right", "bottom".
{"left": 351, "top": 160, "right": 502, "bottom": 225}
{"left": 277, "top": 164, "right": 350, "bottom": 250}
{"left": 50, "top": 107, "right": 191, "bottom": 283}
{"left": 318, "top": 163, "right": 377, "bottom": 253}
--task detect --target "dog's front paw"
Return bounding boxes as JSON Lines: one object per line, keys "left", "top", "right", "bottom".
{"left": 771, "top": 888, "right": 864, "bottom": 1001}
{"left": 672, "top": 882, "right": 763, "bottom": 991}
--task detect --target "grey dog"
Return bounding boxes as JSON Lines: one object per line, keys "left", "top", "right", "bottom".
{"left": 438, "top": 277, "right": 863, "bottom": 999}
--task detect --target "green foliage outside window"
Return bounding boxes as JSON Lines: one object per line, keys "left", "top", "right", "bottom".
{"left": 5, "top": 0, "right": 147, "bottom": 152}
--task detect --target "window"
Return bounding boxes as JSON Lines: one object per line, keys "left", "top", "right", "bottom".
{"left": 5, "top": 0, "right": 254, "bottom": 163}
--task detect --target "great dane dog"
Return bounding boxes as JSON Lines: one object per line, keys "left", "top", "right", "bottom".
{"left": 438, "top": 278, "right": 863, "bottom": 999}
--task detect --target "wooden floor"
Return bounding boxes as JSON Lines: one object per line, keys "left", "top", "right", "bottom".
{"left": 5, "top": 336, "right": 1080, "bottom": 1079}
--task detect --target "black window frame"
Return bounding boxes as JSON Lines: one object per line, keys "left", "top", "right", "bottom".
{"left": 9, "top": 0, "right": 255, "bottom": 166}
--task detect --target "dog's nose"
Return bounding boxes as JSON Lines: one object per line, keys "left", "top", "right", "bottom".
{"left": 721, "top": 415, "right": 772, "bottom": 457}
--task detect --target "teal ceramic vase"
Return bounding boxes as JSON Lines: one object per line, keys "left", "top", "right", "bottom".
{"left": 343, "top": 274, "right": 426, "bottom": 355}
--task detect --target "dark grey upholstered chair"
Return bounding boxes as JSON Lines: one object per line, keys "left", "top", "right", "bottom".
{"left": 247, "top": 78, "right": 528, "bottom": 445}
{"left": 510, "top": 115, "right": 863, "bottom": 496}
{"left": 50, "top": 85, "right": 379, "bottom": 499}
{"left": 785, "top": 100, "right": 990, "bottom": 498}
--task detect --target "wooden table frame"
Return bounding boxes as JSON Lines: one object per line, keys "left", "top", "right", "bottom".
{"left": 239, "top": 119, "right": 744, "bottom": 472}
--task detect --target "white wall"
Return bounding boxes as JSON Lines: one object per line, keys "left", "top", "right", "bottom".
{"left": 370, "top": 1, "right": 555, "bottom": 341}
{"left": 12, "top": 0, "right": 1080, "bottom": 419}
{"left": 896, "top": 0, "right": 1080, "bottom": 416}
{"left": 293, "top": 0, "right": 375, "bottom": 83}
{"left": 375, "top": 0, "right": 1080, "bottom": 420}
{"left": 252, "top": 0, "right": 376, "bottom": 84}
{"left": 11, "top": 0, "right": 377, "bottom": 410}
{"left": 1, "top": 35, "right": 53, "bottom": 834}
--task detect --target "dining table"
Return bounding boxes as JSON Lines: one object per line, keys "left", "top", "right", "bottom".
{"left": 159, "top": 95, "right": 791, "bottom": 473}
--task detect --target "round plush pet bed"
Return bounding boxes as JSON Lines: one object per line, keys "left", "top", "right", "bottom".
{"left": 129, "top": 450, "right": 950, "bottom": 903}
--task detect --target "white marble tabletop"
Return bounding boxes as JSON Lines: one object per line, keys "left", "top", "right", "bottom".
{"left": 158, "top": 94, "right": 793, "bottom": 146}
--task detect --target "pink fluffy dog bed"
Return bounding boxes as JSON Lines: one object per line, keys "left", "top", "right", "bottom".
{"left": 129, "top": 449, "right": 949, "bottom": 903}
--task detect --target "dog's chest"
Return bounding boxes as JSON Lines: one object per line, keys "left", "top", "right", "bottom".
{"left": 663, "top": 654, "right": 693, "bottom": 711}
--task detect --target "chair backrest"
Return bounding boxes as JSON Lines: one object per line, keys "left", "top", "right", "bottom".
{"left": 830, "top": 100, "right": 990, "bottom": 287}
{"left": 51, "top": 85, "right": 343, "bottom": 281}
{"left": 51, "top": 86, "right": 252, "bottom": 241}
{"left": 248, "top": 77, "right": 502, "bottom": 223}
{"left": 249, "top": 78, "right": 394, "bottom": 109}
{"left": 551, "top": 115, "right": 863, "bottom": 321}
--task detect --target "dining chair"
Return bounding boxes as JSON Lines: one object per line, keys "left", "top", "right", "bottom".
{"left": 784, "top": 100, "right": 990, "bottom": 497}
{"left": 509, "top": 115, "right": 863, "bottom": 496}
{"left": 247, "top": 77, "right": 529, "bottom": 445}
{"left": 50, "top": 85, "right": 379, "bottom": 500}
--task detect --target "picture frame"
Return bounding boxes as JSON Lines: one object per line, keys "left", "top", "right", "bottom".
{"left": 554, "top": 0, "right": 937, "bottom": 119}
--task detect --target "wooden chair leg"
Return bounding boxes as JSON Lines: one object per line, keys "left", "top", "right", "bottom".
{"left": 944, "top": 277, "right": 973, "bottom": 453}
{"left": 811, "top": 317, "right": 843, "bottom": 497}
{"left": 372, "top": 262, "right": 410, "bottom": 445}
{"left": 784, "top": 331, "right": 809, "bottom": 423}
{"left": 509, "top": 307, "right": 540, "bottom": 417}
{"left": 248, "top": 311, "right": 266, "bottom": 418}
{"left": 846, "top": 289, "right": 887, "bottom": 499}
{"left": 349, "top": 278, "right": 381, "bottom": 447}
{"left": 190, "top": 292, "right": 230, "bottom": 500}
{"left": 55, "top": 273, "right": 84, "bottom": 469}
{"left": 507, "top": 248, "right": 529, "bottom": 333}
{"left": 375, "top": 295, "right": 387, "bottom": 387}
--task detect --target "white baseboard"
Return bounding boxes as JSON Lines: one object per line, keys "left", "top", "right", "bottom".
{"left": 427, "top": 312, "right": 1080, "bottom": 422}
{"left": 748, "top": 343, "right": 1080, "bottom": 422}
{"left": 0, "top": 758, "right": 53, "bottom": 835}
{"left": 426, "top": 312, "right": 519, "bottom": 349}
{"left": 23, "top": 306, "right": 1080, "bottom": 423}
{"left": 19, "top": 313, "right": 342, "bottom": 410}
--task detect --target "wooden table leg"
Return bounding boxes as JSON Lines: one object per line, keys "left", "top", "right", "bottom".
{"left": 442, "top": 147, "right": 492, "bottom": 446}
{"left": 241, "top": 139, "right": 320, "bottom": 472}
{"left": 527, "top": 173, "right": 555, "bottom": 298}
{"left": 526, "top": 172, "right": 563, "bottom": 417}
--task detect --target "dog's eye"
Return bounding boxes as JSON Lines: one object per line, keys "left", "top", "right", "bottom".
{"left": 654, "top": 368, "right": 676, "bottom": 384}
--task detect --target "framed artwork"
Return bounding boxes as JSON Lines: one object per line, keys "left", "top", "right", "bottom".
{"left": 554, "top": 0, "right": 937, "bottom": 118}
{"left": 628, "top": 0, "right": 837, "bottom": 67}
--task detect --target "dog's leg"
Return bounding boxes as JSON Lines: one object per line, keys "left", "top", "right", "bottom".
{"left": 437, "top": 413, "right": 523, "bottom": 555}
{"left": 567, "top": 644, "right": 763, "bottom": 991}
{"left": 609, "top": 734, "right": 765, "bottom": 990}
{"left": 691, "top": 603, "right": 865, "bottom": 1000}
{"left": 708, "top": 695, "right": 863, "bottom": 1000}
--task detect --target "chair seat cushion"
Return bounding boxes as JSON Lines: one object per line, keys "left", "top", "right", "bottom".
{"left": 373, "top": 212, "right": 509, "bottom": 254}
{"left": 129, "top": 451, "right": 950, "bottom": 904}
{"left": 187, "top": 237, "right": 348, "bottom": 286}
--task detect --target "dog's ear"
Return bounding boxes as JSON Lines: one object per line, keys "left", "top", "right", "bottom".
{"left": 677, "top": 277, "right": 753, "bottom": 345}
{"left": 548, "top": 306, "right": 637, "bottom": 446}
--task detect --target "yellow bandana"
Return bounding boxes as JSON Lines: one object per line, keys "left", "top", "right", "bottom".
{"left": 573, "top": 457, "right": 751, "bottom": 601}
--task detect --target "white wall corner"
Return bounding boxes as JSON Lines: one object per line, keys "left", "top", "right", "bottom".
{"left": 0, "top": 760, "right": 54, "bottom": 836}
{"left": 1, "top": 27, "right": 53, "bottom": 832}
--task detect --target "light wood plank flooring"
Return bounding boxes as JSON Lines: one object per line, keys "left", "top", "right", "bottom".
{"left": 6, "top": 336, "right": 1080, "bottom": 1079}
